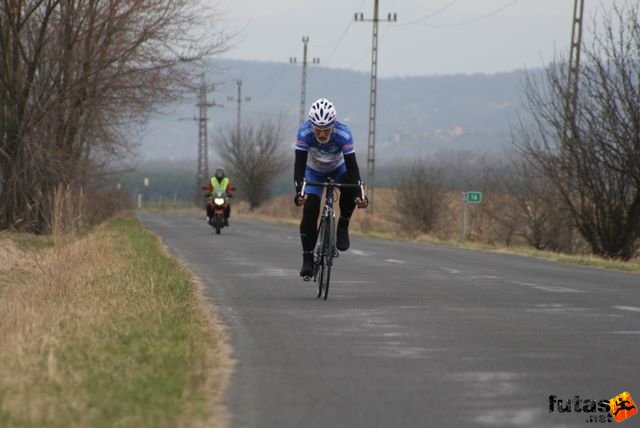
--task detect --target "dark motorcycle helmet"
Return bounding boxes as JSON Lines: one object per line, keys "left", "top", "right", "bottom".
{"left": 214, "top": 168, "right": 225, "bottom": 180}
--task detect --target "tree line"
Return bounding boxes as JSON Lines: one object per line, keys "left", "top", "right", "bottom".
{"left": 394, "top": 4, "right": 640, "bottom": 261}
{"left": 0, "top": 0, "right": 228, "bottom": 232}
{"left": 5, "top": 2, "right": 637, "bottom": 263}
{"left": 141, "top": 1, "right": 640, "bottom": 264}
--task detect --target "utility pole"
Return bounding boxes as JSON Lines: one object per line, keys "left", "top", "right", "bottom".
{"left": 560, "top": 0, "right": 585, "bottom": 253}
{"left": 566, "top": 0, "right": 585, "bottom": 135}
{"left": 227, "top": 80, "right": 251, "bottom": 139}
{"left": 196, "top": 75, "right": 213, "bottom": 201}
{"left": 355, "top": 1, "right": 397, "bottom": 213}
{"left": 290, "top": 36, "right": 320, "bottom": 124}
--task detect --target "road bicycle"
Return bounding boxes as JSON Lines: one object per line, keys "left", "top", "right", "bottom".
{"left": 300, "top": 177, "right": 366, "bottom": 300}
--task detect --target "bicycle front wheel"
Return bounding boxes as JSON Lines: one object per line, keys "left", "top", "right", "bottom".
{"left": 322, "top": 215, "right": 336, "bottom": 300}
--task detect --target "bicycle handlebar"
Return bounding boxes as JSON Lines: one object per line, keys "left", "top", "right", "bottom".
{"left": 300, "top": 178, "right": 366, "bottom": 200}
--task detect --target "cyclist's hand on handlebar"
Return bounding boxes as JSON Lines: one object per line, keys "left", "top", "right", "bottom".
{"left": 294, "top": 193, "right": 308, "bottom": 207}
{"left": 356, "top": 196, "right": 368, "bottom": 209}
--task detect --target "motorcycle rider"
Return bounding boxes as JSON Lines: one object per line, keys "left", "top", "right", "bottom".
{"left": 293, "top": 98, "right": 368, "bottom": 278}
{"left": 206, "top": 168, "right": 233, "bottom": 226}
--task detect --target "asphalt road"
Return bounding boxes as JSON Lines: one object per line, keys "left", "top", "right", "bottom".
{"left": 138, "top": 212, "right": 640, "bottom": 428}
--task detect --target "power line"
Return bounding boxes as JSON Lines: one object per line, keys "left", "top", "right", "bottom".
{"left": 413, "top": 0, "right": 520, "bottom": 28}
{"left": 320, "top": 0, "right": 368, "bottom": 63}
{"left": 253, "top": 64, "right": 290, "bottom": 101}
{"left": 314, "top": 0, "right": 367, "bottom": 48}
{"left": 322, "top": 21, "right": 355, "bottom": 63}
{"left": 346, "top": 25, "right": 392, "bottom": 70}
{"left": 398, "top": 0, "right": 463, "bottom": 26}
{"left": 253, "top": 41, "right": 301, "bottom": 101}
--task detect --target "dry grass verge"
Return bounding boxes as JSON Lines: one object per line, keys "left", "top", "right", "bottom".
{"left": 142, "top": 189, "right": 640, "bottom": 274}
{"left": 233, "top": 191, "right": 640, "bottom": 273}
{"left": 0, "top": 215, "right": 232, "bottom": 428}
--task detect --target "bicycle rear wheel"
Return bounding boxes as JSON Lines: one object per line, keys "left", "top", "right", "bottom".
{"left": 314, "top": 220, "right": 326, "bottom": 298}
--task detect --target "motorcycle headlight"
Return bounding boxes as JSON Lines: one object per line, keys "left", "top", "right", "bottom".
{"left": 214, "top": 197, "right": 225, "bottom": 205}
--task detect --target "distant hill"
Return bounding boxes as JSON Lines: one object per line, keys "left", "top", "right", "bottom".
{"left": 138, "top": 59, "right": 538, "bottom": 164}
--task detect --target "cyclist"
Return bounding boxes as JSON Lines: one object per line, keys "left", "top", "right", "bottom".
{"left": 293, "top": 98, "right": 368, "bottom": 278}
{"left": 205, "top": 168, "right": 233, "bottom": 226}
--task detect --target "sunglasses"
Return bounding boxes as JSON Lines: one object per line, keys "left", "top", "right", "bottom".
{"left": 312, "top": 125, "right": 334, "bottom": 135}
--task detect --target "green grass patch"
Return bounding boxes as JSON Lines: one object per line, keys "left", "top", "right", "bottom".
{"left": 1, "top": 231, "right": 55, "bottom": 251}
{"left": 0, "top": 215, "right": 229, "bottom": 428}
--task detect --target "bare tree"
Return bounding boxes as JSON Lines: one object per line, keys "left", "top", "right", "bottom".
{"left": 0, "top": 0, "right": 230, "bottom": 232}
{"left": 516, "top": 3, "right": 640, "bottom": 260}
{"left": 216, "top": 117, "right": 289, "bottom": 210}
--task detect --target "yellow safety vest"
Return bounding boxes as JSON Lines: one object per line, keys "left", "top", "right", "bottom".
{"left": 210, "top": 177, "right": 229, "bottom": 194}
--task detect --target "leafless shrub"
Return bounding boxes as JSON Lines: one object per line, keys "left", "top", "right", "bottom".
{"left": 392, "top": 159, "right": 446, "bottom": 236}
{"left": 83, "top": 188, "right": 133, "bottom": 226}
{"left": 51, "top": 184, "right": 85, "bottom": 241}
{"left": 49, "top": 183, "right": 131, "bottom": 240}
{"left": 479, "top": 154, "right": 574, "bottom": 251}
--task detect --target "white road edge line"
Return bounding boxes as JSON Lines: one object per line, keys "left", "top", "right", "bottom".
{"left": 612, "top": 306, "right": 640, "bottom": 313}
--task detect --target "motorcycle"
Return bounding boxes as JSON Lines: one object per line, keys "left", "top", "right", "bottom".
{"left": 205, "top": 191, "right": 230, "bottom": 234}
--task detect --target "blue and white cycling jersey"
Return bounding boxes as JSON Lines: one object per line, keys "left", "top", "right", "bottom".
{"left": 294, "top": 120, "right": 355, "bottom": 173}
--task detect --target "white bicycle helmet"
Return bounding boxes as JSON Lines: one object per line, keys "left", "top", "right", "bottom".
{"left": 308, "top": 98, "right": 336, "bottom": 127}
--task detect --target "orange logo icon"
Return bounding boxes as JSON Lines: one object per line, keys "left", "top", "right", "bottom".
{"left": 609, "top": 391, "right": 637, "bottom": 423}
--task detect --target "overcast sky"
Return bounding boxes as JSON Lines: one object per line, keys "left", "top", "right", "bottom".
{"left": 211, "top": 0, "right": 621, "bottom": 77}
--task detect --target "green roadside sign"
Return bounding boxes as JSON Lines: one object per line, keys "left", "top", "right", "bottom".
{"left": 465, "top": 191, "right": 483, "bottom": 204}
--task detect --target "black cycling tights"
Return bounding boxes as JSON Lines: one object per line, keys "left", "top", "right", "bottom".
{"left": 299, "top": 187, "right": 358, "bottom": 252}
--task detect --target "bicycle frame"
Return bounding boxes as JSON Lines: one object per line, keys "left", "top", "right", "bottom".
{"left": 300, "top": 177, "right": 365, "bottom": 300}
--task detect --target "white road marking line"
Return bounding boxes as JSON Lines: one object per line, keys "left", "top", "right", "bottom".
{"left": 385, "top": 259, "right": 405, "bottom": 264}
{"left": 509, "top": 280, "right": 537, "bottom": 286}
{"left": 239, "top": 268, "right": 299, "bottom": 278}
{"left": 331, "top": 280, "right": 369, "bottom": 284}
{"left": 612, "top": 306, "right": 640, "bottom": 312}
{"left": 507, "top": 280, "right": 583, "bottom": 293}
{"left": 350, "top": 249, "right": 371, "bottom": 256}
{"left": 531, "top": 285, "right": 583, "bottom": 293}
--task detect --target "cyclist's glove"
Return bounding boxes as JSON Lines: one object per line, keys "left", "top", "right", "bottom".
{"left": 356, "top": 195, "right": 369, "bottom": 209}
